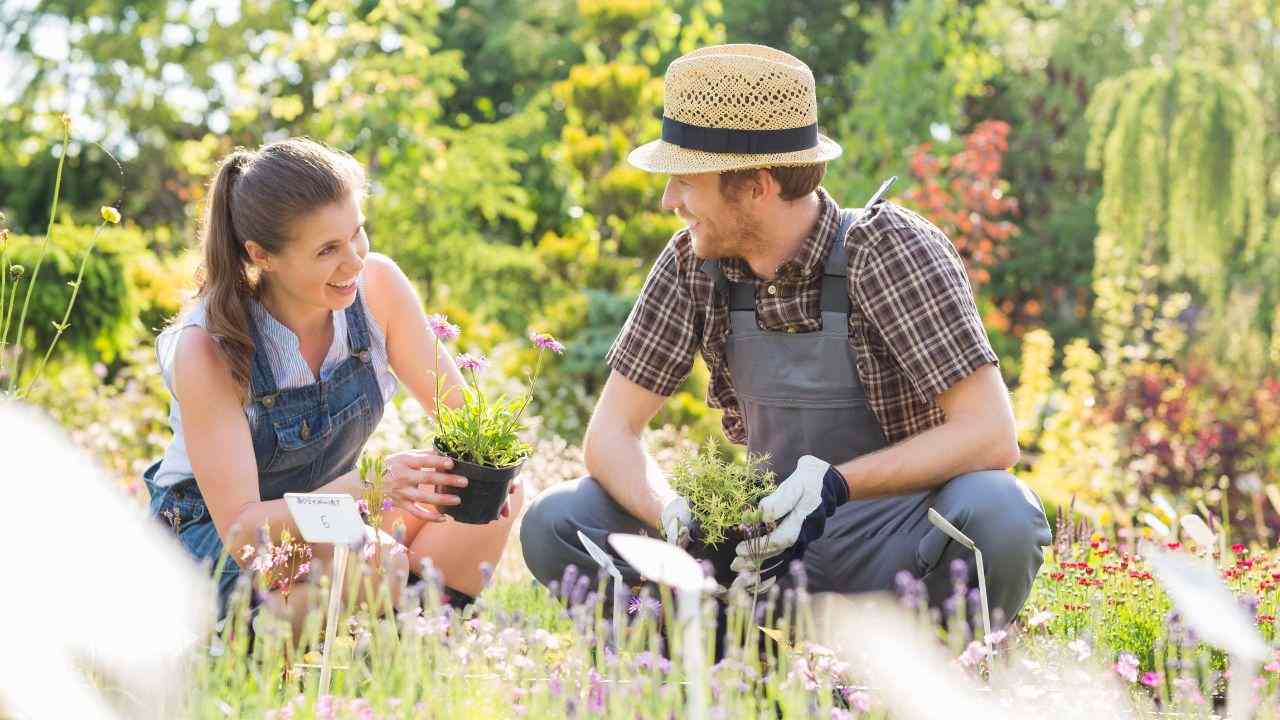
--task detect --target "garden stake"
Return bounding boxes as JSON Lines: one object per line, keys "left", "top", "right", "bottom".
{"left": 926, "top": 509, "right": 992, "bottom": 657}
{"left": 609, "top": 533, "right": 716, "bottom": 720}
{"left": 282, "top": 493, "right": 366, "bottom": 697}
{"left": 578, "top": 530, "right": 627, "bottom": 649}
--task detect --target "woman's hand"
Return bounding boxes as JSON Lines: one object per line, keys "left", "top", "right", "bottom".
{"left": 498, "top": 478, "right": 520, "bottom": 519}
{"left": 382, "top": 450, "right": 467, "bottom": 522}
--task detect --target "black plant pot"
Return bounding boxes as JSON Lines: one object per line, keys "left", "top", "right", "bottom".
{"left": 433, "top": 440, "right": 522, "bottom": 524}
{"left": 686, "top": 525, "right": 746, "bottom": 589}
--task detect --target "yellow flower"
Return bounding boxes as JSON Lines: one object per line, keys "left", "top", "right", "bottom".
{"left": 100, "top": 206, "right": 121, "bottom": 224}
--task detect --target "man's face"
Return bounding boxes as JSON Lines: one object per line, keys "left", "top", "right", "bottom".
{"left": 661, "top": 171, "right": 762, "bottom": 259}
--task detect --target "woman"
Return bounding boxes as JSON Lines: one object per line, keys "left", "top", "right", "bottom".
{"left": 144, "top": 137, "right": 522, "bottom": 621}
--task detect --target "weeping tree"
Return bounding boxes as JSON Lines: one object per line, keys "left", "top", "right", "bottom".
{"left": 1085, "top": 60, "right": 1270, "bottom": 376}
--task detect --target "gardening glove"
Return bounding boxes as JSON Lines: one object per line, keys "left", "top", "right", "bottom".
{"left": 660, "top": 495, "right": 693, "bottom": 548}
{"left": 733, "top": 455, "right": 848, "bottom": 575}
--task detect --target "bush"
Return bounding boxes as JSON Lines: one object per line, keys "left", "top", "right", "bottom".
{"left": 2, "top": 224, "right": 142, "bottom": 365}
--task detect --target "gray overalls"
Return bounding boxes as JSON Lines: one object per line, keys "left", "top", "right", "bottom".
{"left": 522, "top": 210, "right": 1051, "bottom": 618}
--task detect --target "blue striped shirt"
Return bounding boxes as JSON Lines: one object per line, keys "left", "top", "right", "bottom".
{"left": 151, "top": 273, "right": 398, "bottom": 488}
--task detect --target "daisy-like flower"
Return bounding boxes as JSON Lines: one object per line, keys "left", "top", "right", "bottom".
{"left": 1027, "top": 609, "right": 1054, "bottom": 627}
{"left": 457, "top": 353, "right": 488, "bottom": 373}
{"left": 100, "top": 206, "right": 121, "bottom": 224}
{"left": 427, "top": 314, "right": 460, "bottom": 342}
{"left": 529, "top": 330, "right": 565, "bottom": 355}
{"left": 1114, "top": 653, "right": 1139, "bottom": 683}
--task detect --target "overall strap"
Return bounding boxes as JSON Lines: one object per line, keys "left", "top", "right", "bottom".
{"left": 246, "top": 303, "right": 280, "bottom": 400}
{"left": 343, "top": 288, "right": 373, "bottom": 360}
{"left": 819, "top": 208, "right": 855, "bottom": 315}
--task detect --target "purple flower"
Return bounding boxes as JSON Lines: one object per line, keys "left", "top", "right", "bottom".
{"left": 428, "top": 314, "right": 460, "bottom": 342}
{"left": 456, "top": 353, "right": 488, "bottom": 373}
{"left": 1141, "top": 671, "right": 1163, "bottom": 687}
{"left": 587, "top": 668, "right": 606, "bottom": 713}
{"left": 381, "top": 497, "right": 393, "bottom": 512}
{"left": 529, "top": 330, "right": 565, "bottom": 354}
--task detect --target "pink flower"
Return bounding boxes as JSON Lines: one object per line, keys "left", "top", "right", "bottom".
{"left": 428, "top": 314, "right": 460, "bottom": 342}
{"left": 1140, "top": 671, "right": 1163, "bottom": 687}
{"left": 294, "top": 562, "right": 311, "bottom": 580}
{"left": 958, "top": 640, "right": 990, "bottom": 667}
{"left": 457, "top": 353, "right": 488, "bottom": 373}
{"left": 529, "top": 330, "right": 565, "bottom": 354}
{"left": 357, "top": 498, "right": 369, "bottom": 515}
{"left": 843, "top": 688, "right": 872, "bottom": 712}
{"left": 1114, "top": 653, "right": 1139, "bottom": 683}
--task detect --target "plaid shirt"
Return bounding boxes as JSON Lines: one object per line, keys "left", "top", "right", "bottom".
{"left": 604, "top": 187, "right": 999, "bottom": 446}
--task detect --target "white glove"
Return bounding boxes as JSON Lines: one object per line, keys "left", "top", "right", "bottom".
{"left": 660, "top": 496, "right": 692, "bottom": 548}
{"left": 735, "top": 455, "right": 829, "bottom": 563}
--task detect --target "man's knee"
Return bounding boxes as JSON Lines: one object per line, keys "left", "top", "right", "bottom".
{"left": 936, "top": 470, "right": 1052, "bottom": 607}
{"left": 520, "top": 479, "right": 580, "bottom": 586}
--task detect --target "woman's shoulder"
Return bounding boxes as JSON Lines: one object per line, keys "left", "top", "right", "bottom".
{"left": 359, "top": 252, "right": 410, "bottom": 334}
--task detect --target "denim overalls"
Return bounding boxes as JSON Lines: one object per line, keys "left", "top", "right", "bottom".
{"left": 144, "top": 290, "right": 385, "bottom": 617}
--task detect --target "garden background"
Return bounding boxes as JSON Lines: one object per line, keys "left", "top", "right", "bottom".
{"left": 2, "top": 0, "right": 1280, "bottom": 716}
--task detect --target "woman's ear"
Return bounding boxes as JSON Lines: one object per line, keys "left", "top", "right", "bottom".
{"left": 243, "top": 240, "right": 272, "bottom": 272}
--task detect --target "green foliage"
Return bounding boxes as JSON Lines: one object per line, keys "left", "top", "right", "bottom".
{"left": 668, "top": 443, "right": 775, "bottom": 547}
{"left": 2, "top": 225, "right": 138, "bottom": 365}
{"left": 1087, "top": 61, "right": 1267, "bottom": 302}
{"left": 832, "top": 0, "right": 1002, "bottom": 200}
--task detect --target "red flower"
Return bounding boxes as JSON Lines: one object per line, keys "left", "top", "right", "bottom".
{"left": 1233, "top": 543, "right": 1247, "bottom": 555}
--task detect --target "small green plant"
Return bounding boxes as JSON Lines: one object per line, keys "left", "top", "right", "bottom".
{"left": 427, "top": 314, "right": 564, "bottom": 468}
{"left": 669, "top": 442, "right": 776, "bottom": 547}
{"left": 357, "top": 451, "right": 391, "bottom": 529}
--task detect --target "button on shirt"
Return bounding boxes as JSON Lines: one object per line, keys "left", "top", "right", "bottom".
{"left": 604, "top": 187, "right": 999, "bottom": 446}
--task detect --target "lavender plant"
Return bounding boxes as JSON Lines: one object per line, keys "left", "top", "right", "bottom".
{"left": 427, "top": 314, "right": 564, "bottom": 468}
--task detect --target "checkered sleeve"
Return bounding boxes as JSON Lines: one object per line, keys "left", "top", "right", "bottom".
{"left": 852, "top": 204, "right": 998, "bottom": 402}
{"left": 605, "top": 235, "right": 701, "bottom": 397}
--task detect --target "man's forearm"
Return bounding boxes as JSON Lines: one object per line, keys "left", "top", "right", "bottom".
{"left": 835, "top": 417, "right": 1017, "bottom": 500}
{"left": 583, "top": 427, "right": 676, "bottom": 530}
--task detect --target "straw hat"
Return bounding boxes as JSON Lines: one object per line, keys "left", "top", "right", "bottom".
{"left": 628, "top": 44, "right": 843, "bottom": 175}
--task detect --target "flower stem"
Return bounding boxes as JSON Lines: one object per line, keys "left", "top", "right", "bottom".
{"left": 24, "top": 222, "right": 105, "bottom": 397}
{"left": 8, "top": 117, "right": 69, "bottom": 394}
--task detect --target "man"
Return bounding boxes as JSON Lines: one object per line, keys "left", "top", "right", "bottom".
{"left": 521, "top": 44, "right": 1051, "bottom": 619}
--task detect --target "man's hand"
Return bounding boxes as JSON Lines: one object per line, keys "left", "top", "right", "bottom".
{"left": 732, "top": 455, "right": 848, "bottom": 587}
{"left": 660, "top": 496, "right": 693, "bottom": 548}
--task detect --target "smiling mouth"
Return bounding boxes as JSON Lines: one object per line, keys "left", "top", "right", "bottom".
{"left": 327, "top": 278, "right": 357, "bottom": 289}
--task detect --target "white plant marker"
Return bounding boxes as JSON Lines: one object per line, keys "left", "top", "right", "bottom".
{"left": 1178, "top": 514, "right": 1215, "bottom": 555}
{"left": 283, "top": 493, "right": 366, "bottom": 696}
{"left": 577, "top": 530, "right": 628, "bottom": 648}
{"left": 1144, "top": 544, "right": 1271, "bottom": 719}
{"left": 0, "top": 402, "right": 212, "bottom": 720}
{"left": 1140, "top": 512, "right": 1171, "bottom": 538}
{"left": 608, "top": 534, "right": 715, "bottom": 720}
{"left": 927, "top": 509, "right": 992, "bottom": 650}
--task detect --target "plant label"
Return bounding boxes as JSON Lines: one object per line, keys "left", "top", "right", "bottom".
{"left": 284, "top": 493, "right": 365, "bottom": 545}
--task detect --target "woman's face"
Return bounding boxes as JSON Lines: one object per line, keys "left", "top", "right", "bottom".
{"left": 252, "top": 190, "right": 369, "bottom": 313}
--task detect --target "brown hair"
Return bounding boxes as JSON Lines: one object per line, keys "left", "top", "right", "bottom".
{"left": 194, "top": 137, "right": 365, "bottom": 399}
{"left": 718, "top": 163, "right": 827, "bottom": 202}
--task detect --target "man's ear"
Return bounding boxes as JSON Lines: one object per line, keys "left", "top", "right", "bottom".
{"left": 751, "top": 168, "right": 777, "bottom": 201}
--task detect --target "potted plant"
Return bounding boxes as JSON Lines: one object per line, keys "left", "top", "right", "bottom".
{"left": 426, "top": 314, "right": 564, "bottom": 523}
{"left": 669, "top": 443, "right": 776, "bottom": 589}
